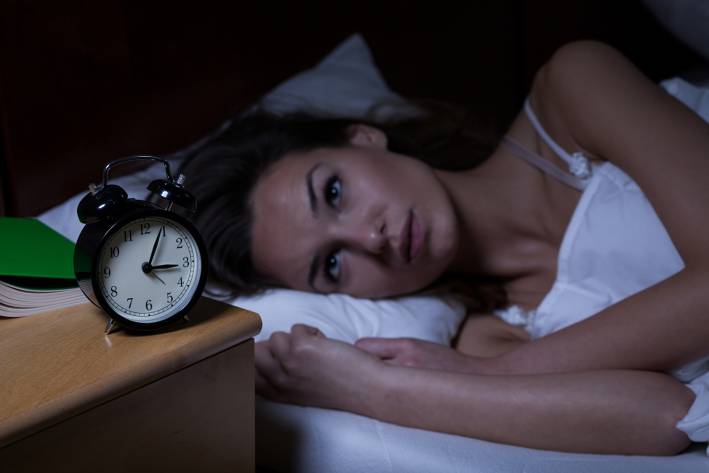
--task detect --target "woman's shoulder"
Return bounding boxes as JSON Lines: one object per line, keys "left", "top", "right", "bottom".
{"left": 525, "top": 41, "right": 614, "bottom": 163}
{"left": 500, "top": 42, "right": 620, "bottom": 159}
{"left": 527, "top": 39, "right": 657, "bottom": 165}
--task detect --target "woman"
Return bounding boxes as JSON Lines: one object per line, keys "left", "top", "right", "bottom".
{"left": 183, "top": 40, "right": 709, "bottom": 455}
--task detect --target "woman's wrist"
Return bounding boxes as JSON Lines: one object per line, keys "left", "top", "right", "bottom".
{"left": 360, "top": 363, "right": 415, "bottom": 420}
{"left": 339, "top": 358, "right": 393, "bottom": 418}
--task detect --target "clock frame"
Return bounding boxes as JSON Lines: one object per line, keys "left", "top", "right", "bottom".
{"left": 74, "top": 202, "right": 208, "bottom": 332}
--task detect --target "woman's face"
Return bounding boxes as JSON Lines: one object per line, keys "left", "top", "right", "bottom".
{"left": 250, "top": 124, "right": 459, "bottom": 298}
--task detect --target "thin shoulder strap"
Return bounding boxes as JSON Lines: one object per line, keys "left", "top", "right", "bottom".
{"left": 501, "top": 136, "right": 587, "bottom": 191}
{"left": 523, "top": 98, "right": 592, "bottom": 180}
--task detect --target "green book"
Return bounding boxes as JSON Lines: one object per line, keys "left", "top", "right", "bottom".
{"left": 0, "top": 217, "right": 77, "bottom": 289}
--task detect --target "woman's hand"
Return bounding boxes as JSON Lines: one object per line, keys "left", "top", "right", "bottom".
{"left": 355, "top": 337, "right": 485, "bottom": 374}
{"left": 255, "top": 324, "right": 385, "bottom": 414}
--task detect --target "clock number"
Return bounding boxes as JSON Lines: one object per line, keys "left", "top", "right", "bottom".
{"left": 167, "top": 292, "right": 174, "bottom": 304}
{"left": 177, "top": 277, "right": 184, "bottom": 287}
{"left": 140, "top": 223, "right": 151, "bottom": 235}
{"left": 124, "top": 230, "right": 133, "bottom": 242}
{"left": 110, "top": 247, "right": 119, "bottom": 258}
{"left": 103, "top": 267, "right": 111, "bottom": 278}
{"left": 127, "top": 297, "right": 133, "bottom": 309}
{"left": 182, "top": 256, "right": 190, "bottom": 267}
{"left": 176, "top": 237, "right": 183, "bottom": 249}
{"left": 110, "top": 286, "right": 118, "bottom": 297}
{"left": 146, "top": 300, "right": 153, "bottom": 311}
{"left": 160, "top": 226, "right": 166, "bottom": 237}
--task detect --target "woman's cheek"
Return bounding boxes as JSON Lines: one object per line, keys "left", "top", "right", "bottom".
{"left": 349, "top": 266, "right": 436, "bottom": 298}
{"left": 345, "top": 260, "right": 404, "bottom": 298}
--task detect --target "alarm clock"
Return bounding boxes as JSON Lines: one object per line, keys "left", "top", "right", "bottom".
{"left": 74, "top": 156, "right": 208, "bottom": 333}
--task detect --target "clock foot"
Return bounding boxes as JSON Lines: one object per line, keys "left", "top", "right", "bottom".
{"left": 105, "top": 318, "right": 121, "bottom": 335}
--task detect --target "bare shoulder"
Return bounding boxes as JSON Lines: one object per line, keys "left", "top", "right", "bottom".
{"left": 532, "top": 39, "right": 634, "bottom": 101}
{"left": 526, "top": 40, "right": 632, "bottom": 162}
{"left": 542, "top": 39, "right": 624, "bottom": 75}
{"left": 454, "top": 313, "right": 530, "bottom": 358}
{"left": 533, "top": 40, "right": 709, "bottom": 267}
{"left": 529, "top": 39, "right": 679, "bottom": 164}
{"left": 501, "top": 42, "right": 622, "bottom": 179}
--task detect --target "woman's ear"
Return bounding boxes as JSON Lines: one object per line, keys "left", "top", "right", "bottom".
{"left": 347, "top": 124, "right": 388, "bottom": 149}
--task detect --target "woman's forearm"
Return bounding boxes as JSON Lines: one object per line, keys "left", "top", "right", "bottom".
{"left": 487, "top": 267, "right": 709, "bottom": 376}
{"left": 363, "top": 365, "right": 693, "bottom": 455}
{"left": 257, "top": 326, "right": 692, "bottom": 455}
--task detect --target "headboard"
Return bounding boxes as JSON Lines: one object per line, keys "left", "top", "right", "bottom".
{"left": 0, "top": 1, "right": 702, "bottom": 217}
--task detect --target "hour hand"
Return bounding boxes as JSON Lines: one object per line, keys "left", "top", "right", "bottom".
{"left": 151, "top": 264, "right": 179, "bottom": 270}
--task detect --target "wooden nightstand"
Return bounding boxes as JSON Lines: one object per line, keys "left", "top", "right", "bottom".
{"left": 0, "top": 297, "right": 261, "bottom": 473}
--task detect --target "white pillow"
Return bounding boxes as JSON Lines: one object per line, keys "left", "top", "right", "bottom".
{"left": 37, "top": 33, "right": 466, "bottom": 344}
{"left": 257, "top": 34, "right": 423, "bottom": 121}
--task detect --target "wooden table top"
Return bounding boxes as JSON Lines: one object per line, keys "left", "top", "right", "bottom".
{"left": 0, "top": 297, "right": 261, "bottom": 447}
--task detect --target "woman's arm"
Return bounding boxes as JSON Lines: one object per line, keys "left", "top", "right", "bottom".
{"left": 352, "top": 313, "right": 528, "bottom": 373}
{"left": 354, "top": 313, "right": 529, "bottom": 371}
{"left": 483, "top": 40, "right": 709, "bottom": 376}
{"left": 453, "top": 313, "right": 530, "bottom": 357}
{"left": 256, "top": 325, "right": 693, "bottom": 455}
{"left": 371, "top": 364, "right": 692, "bottom": 456}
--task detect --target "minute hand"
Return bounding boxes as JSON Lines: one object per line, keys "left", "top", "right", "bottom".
{"left": 148, "top": 226, "right": 163, "bottom": 266}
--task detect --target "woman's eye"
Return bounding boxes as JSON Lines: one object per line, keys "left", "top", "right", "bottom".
{"left": 324, "top": 175, "right": 341, "bottom": 207}
{"left": 324, "top": 251, "right": 341, "bottom": 283}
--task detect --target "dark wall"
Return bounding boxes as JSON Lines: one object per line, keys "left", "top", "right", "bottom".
{"left": 0, "top": 1, "right": 702, "bottom": 216}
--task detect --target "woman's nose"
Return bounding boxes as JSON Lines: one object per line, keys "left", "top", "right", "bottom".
{"left": 337, "top": 221, "right": 386, "bottom": 254}
{"left": 363, "top": 225, "right": 387, "bottom": 254}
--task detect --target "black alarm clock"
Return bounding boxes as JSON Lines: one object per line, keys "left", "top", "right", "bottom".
{"left": 74, "top": 156, "right": 208, "bottom": 333}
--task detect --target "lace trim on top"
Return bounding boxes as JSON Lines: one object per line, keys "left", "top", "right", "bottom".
{"left": 523, "top": 98, "right": 593, "bottom": 179}
{"left": 502, "top": 136, "right": 588, "bottom": 191}
{"left": 493, "top": 304, "right": 536, "bottom": 328}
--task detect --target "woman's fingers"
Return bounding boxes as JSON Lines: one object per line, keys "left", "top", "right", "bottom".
{"left": 291, "top": 323, "right": 325, "bottom": 339}
{"left": 254, "top": 329, "right": 387, "bottom": 412}
{"left": 258, "top": 326, "right": 327, "bottom": 395}
{"left": 255, "top": 340, "right": 285, "bottom": 398}
{"left": 268, "top": 330, "right": 292, "bottom": 367}
{"left": 355, "top": 337, "right": 411, "bottom": 359}
{"left": 355, "top": 337, "right": 469, "bottom": 372}
{"left": 255, "top": 340, "right": 279, "bottom": 373}
{"left": 255, "top": 369, "right": 277, "bottom": 398}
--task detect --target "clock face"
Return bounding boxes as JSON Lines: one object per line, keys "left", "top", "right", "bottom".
{"left": 97, "top": 216, "right": 203, "bottom": 324}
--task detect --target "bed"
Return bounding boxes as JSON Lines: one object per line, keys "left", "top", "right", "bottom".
{"left": 5, "top": 2, "right": 709, "bottom": 472}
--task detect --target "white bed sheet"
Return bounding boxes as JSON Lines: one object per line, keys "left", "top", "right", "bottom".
{"left": 257, "top": 399, "right": 709, "bottom": 473}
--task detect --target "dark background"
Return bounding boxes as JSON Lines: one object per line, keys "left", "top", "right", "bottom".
{"left": 0, "top": 0, "right": 703, "bottom": 217}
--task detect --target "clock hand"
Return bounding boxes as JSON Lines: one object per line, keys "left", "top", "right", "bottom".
{"left": 147, "top": 226, "right": 164, "bottom": 268}
{"left": 151, "top": 272, "right": 166, "bottom": 285}
{"left": 151, "top": 264, "right": 179, "bottom": 270}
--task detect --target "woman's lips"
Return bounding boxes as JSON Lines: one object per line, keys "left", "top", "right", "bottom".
{"left": 409, "top": 211, "right": 423, "bottom": 261}
{"left": 398, "top": 210, "right": 423, "bottom": 263}
{"left": 398, "top": 211, "right": 412, "bottom": 263}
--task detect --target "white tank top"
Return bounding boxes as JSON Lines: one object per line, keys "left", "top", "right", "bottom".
{"left": 496, "top": 97, "right": 707, "bottom": 381}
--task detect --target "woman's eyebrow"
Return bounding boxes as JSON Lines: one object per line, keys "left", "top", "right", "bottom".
{"left": 306, "top": 162, "right": 323, "bottom": 217}
{"left": 306, "top": 162, "right": 324, "bottom": 291}
{"left": 308, "top": 254, "right": 319, "bottom": 291}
